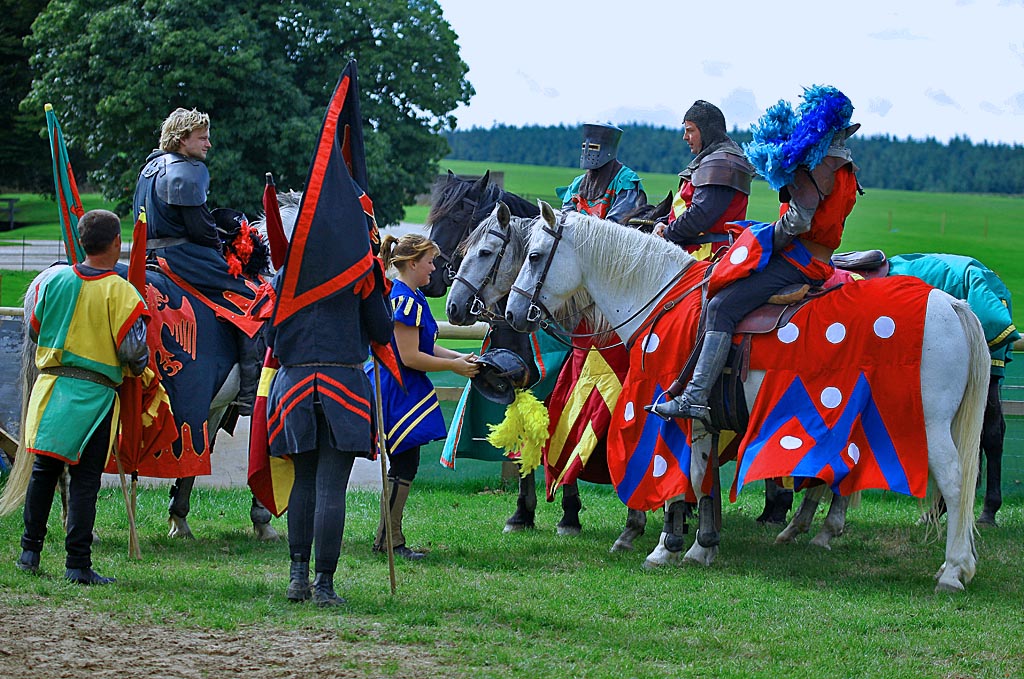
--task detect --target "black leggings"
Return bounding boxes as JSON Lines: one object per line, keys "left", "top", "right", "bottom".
{"left": 22, "top": 405, "right": 113, "bottom": 569}
{"left": 388, "top": 446, "right": 421, "bottom": 481}
{"left": 287, "top": 409, "right": 358, "bottom": 574}
{"left": 706, "top": 254, "right": 815, "bottom": 333}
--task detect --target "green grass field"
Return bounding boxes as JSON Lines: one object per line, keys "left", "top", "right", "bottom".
{"left": 0, "top": 484, "right": 1020, "bottom": 678}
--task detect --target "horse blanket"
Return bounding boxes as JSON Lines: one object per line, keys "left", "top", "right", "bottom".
{"left": 610, "top": 273, "right": 934, "bottom": 511}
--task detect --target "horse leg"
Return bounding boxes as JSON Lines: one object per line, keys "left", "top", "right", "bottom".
{"left": 250, "top": 495, "right": 279, "bottom": 541}
{"left": 643, "top": 497, "right": 688, "bottom": 569}
{"left": 977, "top": 379, "right": 1004, "bottom": 526}
{"left": 556, "top": 481, "right": 582, "bottom": 536}
{"left": 809, "top": 493, "right": 850, "bottom": 550}
{"left": 503, "top": 470, "right": 537, "bottom": 532}
{"left": 168, "top": 477, "right": 196, "bottom": 539}
{"left": 610, "top": 508, "right": 647, "bottom": 553}
{"left": 757, "top": 478, "right": 794, "bottom": 525}
{"left": 775, "top": 485, "right": 826, "bottom": 544}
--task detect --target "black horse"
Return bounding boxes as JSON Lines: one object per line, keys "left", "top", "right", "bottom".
{"left": 422, "top": 171, "right": 538, "bottom": 298}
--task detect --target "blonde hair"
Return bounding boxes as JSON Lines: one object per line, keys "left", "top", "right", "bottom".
{"left": 381, "top": 233, "right": 439, "bottom": 273}
{"left": 159, "top": 108, "right": 210, "bottom": 152}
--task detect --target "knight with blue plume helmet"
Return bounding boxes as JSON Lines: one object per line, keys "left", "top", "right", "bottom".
{"left": 649, "top": 85, "right": 862, "bottom": 425}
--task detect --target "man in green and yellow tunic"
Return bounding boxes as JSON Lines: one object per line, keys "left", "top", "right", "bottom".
{"left": 17, "top": 210, "right": 148, "bottom": 585}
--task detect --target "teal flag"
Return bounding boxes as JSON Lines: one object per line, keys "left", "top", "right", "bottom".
{"left": 45, "top": 103, "right": 86, "bottom": 264}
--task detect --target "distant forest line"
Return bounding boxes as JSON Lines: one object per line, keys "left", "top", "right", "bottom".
{"left": 444, "top": 124, "right": 1024, "bottom": 195}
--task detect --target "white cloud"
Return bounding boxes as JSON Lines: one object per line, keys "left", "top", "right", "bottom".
{"left": 868, "top": 98, "right": 893, "bottom": 116}
{"left": 515, "top": 70, "right": 558, "bottom": 98}
{"left": 869, "top": 28, "right": 926, "bottom": 40}
{"left": 1007, "top": 92, "right": 1024, "bottom": 115}
{"left": 702, "top": 61, "right": 730, "bottom": 77}
{"left": 719, "top": 89, "right": 760, "bottom": 128}
{"left": 980, "top": 101, "right": 1004, "bottom": 115}
{"left": 926, "top": 88, "right": 960, "bottom": 108}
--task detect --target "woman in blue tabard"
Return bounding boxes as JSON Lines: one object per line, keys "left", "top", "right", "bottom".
{"left": 373, "top": 234, "right": 479, "bottom": 559}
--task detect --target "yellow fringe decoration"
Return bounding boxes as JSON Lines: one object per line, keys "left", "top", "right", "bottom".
{"left": 486, "top": 389, "right": 550, "bottom": 477}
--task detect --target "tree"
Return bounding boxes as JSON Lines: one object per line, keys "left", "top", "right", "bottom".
{"left": 0, "top": 0, "right": 51, "bottom": 192}
{"left": 23, "top": 0, "right": 474, "bottom": 223}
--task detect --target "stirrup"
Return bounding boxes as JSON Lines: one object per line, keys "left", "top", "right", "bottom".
{"left": 645, "top": 396, "right": 710, "bottom": 422}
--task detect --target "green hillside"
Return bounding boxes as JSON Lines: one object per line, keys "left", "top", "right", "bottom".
{"left": 437, "top": 159, "right": 1024, "bottom": 305}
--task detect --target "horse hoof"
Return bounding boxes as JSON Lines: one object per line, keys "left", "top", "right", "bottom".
{"left": 254, "top": 522, "right": 279, "bottom": 541}
{"left": 610, "top": 539, "right": 634, "bottom": 553}
{"left": 168, "top": 516, "right": 195, "bottom": 540}
{"left": 556, "top": 525, "right": 581, "bottom": 537}
{"left": 809, "top": 534, "right": 833, "bottom": 550}
{"left": 976, "top": 513, "right": 998, "bottom": 527}
{"left": 503, "top": 521, "right": 534, "bottom": 533}
{"left": 934, "top": 578, "right": 965, "bottom": 594}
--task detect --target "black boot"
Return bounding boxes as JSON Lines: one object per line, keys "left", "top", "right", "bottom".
{"left": 233, "top": 329, "right": 265, "bottom": 417}
{"left": 648, "top": 331, "right": 732, "bottom": 421}
{"left": 16, "top": 550, "right": 40, "bottom": 575}
{"left": 311, "top": 572, "right": 345, "bottom": 607}
{"left": 286, "top": 560, "right": 311, "bottom": 602}
{"left": 65, "top": 567, "right": 115, "bottom": 585}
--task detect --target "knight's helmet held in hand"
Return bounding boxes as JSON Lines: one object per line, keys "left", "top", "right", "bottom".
{"left": 579, "top": 123, "right": 623, "bottom": 170}
{"left": 471, "top": 348, "right": 530, "bottom": 404}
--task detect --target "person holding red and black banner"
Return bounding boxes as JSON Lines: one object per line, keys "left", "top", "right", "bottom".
{"left": 133, "top": 108, "right": 264, "bottom": 416}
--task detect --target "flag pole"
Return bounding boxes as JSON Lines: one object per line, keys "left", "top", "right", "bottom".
{"left": 372, "top": 359, "right": 397, "bottom": 594}
{"left": 111, "top": 446, "right": 142, "bottom": 559}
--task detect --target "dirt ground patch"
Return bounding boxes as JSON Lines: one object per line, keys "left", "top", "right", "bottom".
{"left": 0, "top": 605, "right": 451, "bottom": 679}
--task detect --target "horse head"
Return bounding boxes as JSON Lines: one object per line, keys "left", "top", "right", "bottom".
{"left": 423, "top": 170, "right": 540, "bottom": 298}
{"left": 446, "top": 201, "right": 524, "bottom": 325}
{"left": 506, "top": 201, "right": 583, "bottom": 333}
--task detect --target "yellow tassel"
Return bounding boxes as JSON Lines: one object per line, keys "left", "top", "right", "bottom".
{"left": 486, "top": 390, "right": 550, "bottom": 477}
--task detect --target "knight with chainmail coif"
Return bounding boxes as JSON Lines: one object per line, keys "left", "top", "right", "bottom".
{"left": 655, "top": 100, "right": 755, "bottom": 260}
{"left": 557, "top": 123, "right": 645, "bottom": 223}
{"left": 133, "top": 108, "right": 264, "bottom": 416}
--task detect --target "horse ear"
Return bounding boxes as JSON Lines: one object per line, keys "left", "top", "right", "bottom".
{"left": 496, "top": 201, "right": 511, "bottom": 227}
{"left": 539, "top": 200, "right": 556, "bottom": 226}
{"left": 656, "top": 191, "right": 673, "bottom": 218}
{"left": 471, "top": 171, "right": 489, "bottom": 192}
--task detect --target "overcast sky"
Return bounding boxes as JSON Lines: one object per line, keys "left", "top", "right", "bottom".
{"left": 435, "top": 0, "right": 1024, "bottom": 145}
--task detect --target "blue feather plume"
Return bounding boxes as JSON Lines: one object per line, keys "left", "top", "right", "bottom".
{"left": 744, "top": 85, "right": 854, "bottom": 190}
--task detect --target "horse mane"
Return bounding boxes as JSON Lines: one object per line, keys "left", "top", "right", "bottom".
{"left": 560, "top": 211, "right": 695, "bottom": 296}
{"left": 462, "top": 210, "right": 611, "bottom": 336}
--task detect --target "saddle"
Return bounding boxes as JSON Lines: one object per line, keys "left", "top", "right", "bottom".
{"left": 668, "top": 282, "right": 843, "bottom": 435}
{"left": 831, "top": 249, "right": 889, "bottom": 279}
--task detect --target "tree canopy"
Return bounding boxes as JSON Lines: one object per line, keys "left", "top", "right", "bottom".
{"left": 20, "top": 0, "right": 474, "bottom": 224}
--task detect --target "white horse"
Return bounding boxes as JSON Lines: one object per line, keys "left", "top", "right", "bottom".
{"left": 505, "top": 202, "right": 987, "bottom": 593}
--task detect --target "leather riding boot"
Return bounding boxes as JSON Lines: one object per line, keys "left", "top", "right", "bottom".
{"left": 286, "top": 560, "right": 311, "bottom": 602}
{"left": 16, "top": 549, "right": 40, "bottom": 575}
{"left": 311, "top": 572, "right": 345, "bottom": 607}
{"left": 649, "top": 330, "right": 732, "bottom": 421}
{"left": 65, "top": 567, "right": 115, "bottom": 585}
{"left": 374, "top": 477, "right": 425, "bottom": 560}
{"left": 233, "top": 329, "right": 264, "bottom": 417}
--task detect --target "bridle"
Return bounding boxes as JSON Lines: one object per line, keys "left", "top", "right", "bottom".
{"left": 510, "top": 211, "right": 702, "bottom": 351}
{"left": 432, "top": 184, "right": 502, "bottom": 287}
{"left": 451, "top": 224, "right": 514, "bottom": 319}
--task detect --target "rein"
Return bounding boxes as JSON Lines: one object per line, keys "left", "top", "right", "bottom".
{"left": 510, "top": 212, "right": 703, "bottom": 352}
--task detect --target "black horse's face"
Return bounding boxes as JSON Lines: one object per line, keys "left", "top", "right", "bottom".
{"left": 422, "top": 172, "right": 492, "bottom": 298}
{"left": 423, "top": 205, "right": 476, "bottom": 297}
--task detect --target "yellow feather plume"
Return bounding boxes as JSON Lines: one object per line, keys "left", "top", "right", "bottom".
{"left": 486, "top": 389, "right": 550, "bottom": 477}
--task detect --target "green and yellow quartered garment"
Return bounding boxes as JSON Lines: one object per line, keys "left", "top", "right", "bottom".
{"left": 25, "top": 266, "right": 145, "bottom": 464}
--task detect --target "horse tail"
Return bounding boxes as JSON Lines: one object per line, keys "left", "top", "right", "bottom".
{"left": 949, "top": 298, "right": 987, "bottom": 549}
{"left": 0, "top": 319, "right": 39, "bottom": 517}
